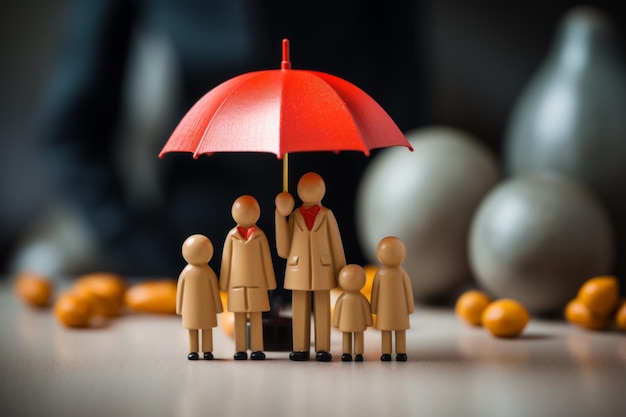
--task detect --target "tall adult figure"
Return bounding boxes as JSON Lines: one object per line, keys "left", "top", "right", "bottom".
{"left": 275, "top": 172, "right": 346, "bottom": 362}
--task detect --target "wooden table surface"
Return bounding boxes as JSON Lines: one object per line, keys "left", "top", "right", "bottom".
{"left": 1, "top": 282, "right": 625, "bottom": 417}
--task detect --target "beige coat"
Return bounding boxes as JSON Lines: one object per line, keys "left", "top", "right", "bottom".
{"left": 176, "top": 264, "right": 222, "bottom": 329}
{"left": 332, "top": 292, "right": 373, "bottom": 332}
{"left": 276, "top": 207, "right": 346, "bottom": 291}
{"left": 371, "top": 266, "right": 414, "bottom": 330}
{"left": 220, "top": 227, "right": 277, "bottom": 313}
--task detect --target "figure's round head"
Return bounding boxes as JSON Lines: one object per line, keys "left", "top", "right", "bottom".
{"left": 376, "top": 236, "right": 406, "bottom": 267}
{"left": 338, "top": 264, "right": 366, "bottom": 292}
{"left": 232, "top": 195, "right": 260, "bottom": 227}
{"left": 297, "top": 172, "right": 325, "bottom": 205}
{"left": 182, "top": 234, "right": 214, "bottom": 265}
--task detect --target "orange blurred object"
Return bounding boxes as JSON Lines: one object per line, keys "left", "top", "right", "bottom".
{"left": 54, "top": 291, "right": 94, "bottom": 328}
{"left": 124, "top": 280, "right": 177, "bottom": 314}
{"left": 219, "top": 291, "right": 235, "bottom": 338}
{"left": 576, "top": 276, "right": 620, "bottom": 317}
{"left": 455, "top": 289, "right": 492, "bottom": 326}
{"left": 74, "top": 273, "right": 126, "bottom": 317}
{"left": 481, "top": 299, "right": 530, "bottom": 338}
{"left": 362, "top": 265, "right": 377, "bottom": 300}
{"left": 565, "top": 298, "right": 611, "bottom": 330}
{"left": 14, "top": 272, "right": 54, "bottom": 308}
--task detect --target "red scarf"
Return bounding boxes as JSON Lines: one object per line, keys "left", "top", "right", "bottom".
{"left": 299, "top": 205, "right": 321, "bottom": 231}
{"left": 237, "top": 226, "right": 255, "bottom": 240}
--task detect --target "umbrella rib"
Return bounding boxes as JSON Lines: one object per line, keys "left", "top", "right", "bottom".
{"left": 322, "top": 77, "right": 368, "bottom": 154}
{"left": 193, "top": 71, "right": 268, "bottom": 158}
{"left": 309, "top": 70, "right": 410, "bottom": 154}
{"left": 293, "top": 71, "right": 370, "bottom": 155}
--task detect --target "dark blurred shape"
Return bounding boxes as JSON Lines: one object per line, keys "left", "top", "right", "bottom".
{"left": 23, "top": 0, "right": 425, "bottom": 279}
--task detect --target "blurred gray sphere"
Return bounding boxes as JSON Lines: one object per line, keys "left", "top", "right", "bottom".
{"left": 357, "top": 126, "right": 499, "bottom": 301}
{"left": 469, "top": 174, "right": 614, "bottom": 314}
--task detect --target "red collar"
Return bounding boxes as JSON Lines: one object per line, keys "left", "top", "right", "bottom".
{"left": 237, "top": 226, "right": 256, "bottom": 240}
{"left": 299, "top": 205, "right": 321, "bottom": 231}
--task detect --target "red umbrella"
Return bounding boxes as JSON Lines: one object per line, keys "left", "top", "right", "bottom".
{"left": 159, "top": 39, "right": 412, "bottom": 190}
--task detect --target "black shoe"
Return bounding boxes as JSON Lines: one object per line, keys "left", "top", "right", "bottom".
{"left": 234, "top": 351, "right": 248, "bottom": 360}
{"left": 316, "top": 351, "right": 332, "bottom": 362}
{"left": 289, "top": 351, "right": 310, "bottom": 361}
{"left": 396, "top": 353, "right": 407, "bottom": 362}
{"left": 203, "top": 352, "right": 214, "bottom": 360}
{"left": 354, "top": 354, "right": 364, "bottom": 362}
{"left": 341, "top": 353, "right": 352, "bottom": 362}
{"left": 381, "top": 354, "right": 392, "bottom": 362}
{"left": 187, "top": 352, "right": 199, "bottom": 360}
{"left": 250, "top": 351, "right": 266, "bottom": 360}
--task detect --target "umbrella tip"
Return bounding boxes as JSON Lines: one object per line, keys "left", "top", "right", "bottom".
{"left": 281, "top": 38, "right": 291, "bottom": 70}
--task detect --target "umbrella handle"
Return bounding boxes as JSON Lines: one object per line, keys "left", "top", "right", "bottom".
{"left": 281, "top": 39, "right": 290, "bottom": 192}
{"left": 283, "top": 153, "right": 289, "bottom": 192}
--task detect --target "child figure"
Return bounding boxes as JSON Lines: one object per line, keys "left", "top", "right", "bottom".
{"left": 371, "top": 236, "right": 414, "bottom": 361}
{"left": 220, "top": 195, "right": 277, "bottom": 360}
{"left": 176, "top": 234, "right": 223, "bottom": 360}
{"left": 332, "top": 264, "right": 373, "bottom": 362}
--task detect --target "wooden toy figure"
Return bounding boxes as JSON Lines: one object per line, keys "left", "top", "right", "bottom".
{"left": 220, "top": 195, "right": 277, "bottom": 360}
{"left": 371, "top": 236, "right": 414, "bottom": 361}
{"left": 332, "top": 264, "right": 373, "bottom": 362}
{"left": 176, "top": 234, "right": 223, "bottom": 360}
{"left": 275, "top": 172, "right": 346, "bottom": 362}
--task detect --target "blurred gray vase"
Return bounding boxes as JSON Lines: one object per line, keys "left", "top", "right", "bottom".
{"left": 505, "top": 7, "right": 626, "bottom": 278}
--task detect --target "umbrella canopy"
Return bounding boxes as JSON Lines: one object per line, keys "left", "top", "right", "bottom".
{"left": 159, "top": 39, "right": 412, "bottom": 189}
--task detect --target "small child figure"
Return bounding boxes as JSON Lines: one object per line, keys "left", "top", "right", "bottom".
{"left": 176, "top": 234, "right": 223, "bottom": 360}
{"left": 371, "top": 236, "right": 414, "bottom": 361}
{"left": 332, "top": 264, "right": 373, "bottom": 362}
{"left": 220, "top": 195, "right": 277, "bottom": 360}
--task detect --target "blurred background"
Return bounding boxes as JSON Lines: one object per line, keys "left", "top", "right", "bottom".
{"left": 1, "top": 0, "right": 625, "bottom": 292}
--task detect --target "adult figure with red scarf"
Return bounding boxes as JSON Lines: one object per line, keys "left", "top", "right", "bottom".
{"left": 275, "top": 172, "right": 346, "bottom": 362}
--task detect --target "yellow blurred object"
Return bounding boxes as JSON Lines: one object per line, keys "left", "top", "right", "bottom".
{"left": 54, "top": 291, "right": 94, "bottom": 328}
{"left": 565, "top": 298, "right": 611, "bottom": 330}
{"left": 219, "top": 291, "right": 235, "bottom": 338}
{"left": 455, "top": 289, "right": 492, "bottom": 326}
{"left": 124, "top": 280, "right": 177, "bottom": 314}
{"left": 614, "top": 299, "right": 626, "bottom": 331}
{"left": 362, "top": 265, "right": 378, "bottom": 300}
{"left": 576, "top": 276, "right": 619, "bottom": 317}
{"left": 481, "top": 299, "right": 530, "bottom": 338}
{"left": 74, "top": 273, "right": 126, "bottom": 317}
{"left": 14, "top": 272, "right": 54, "bottom": 308}
{"left": 363, "top": 265, "right": 378, "bottom": 327}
